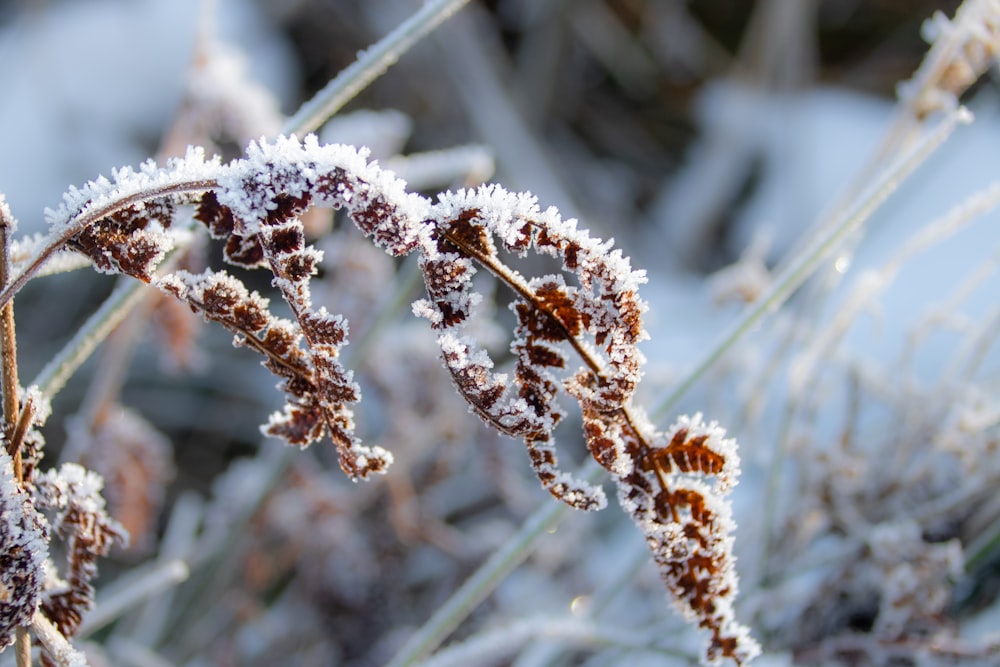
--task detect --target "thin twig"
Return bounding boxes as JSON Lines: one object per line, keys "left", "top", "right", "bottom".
{"left": 0, "top": 201, "right": 30, "bottom": 667}
{"left": 30, "top": 612, "right": 88, "bottom": 667}
{"left": 32, "top": 277, "right": 150, "bottom": 402}
{"left": 0, "top": 208, "right": 20, "bottom": 472}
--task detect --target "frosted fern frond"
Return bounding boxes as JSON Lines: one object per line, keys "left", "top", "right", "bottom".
{"left": 589, "top": 409, "right": 759, "bottom": 665}
{"left": 44, "top": 146, "right": 220, "bottom": 235}
{"left": 43, "top": 134, "right": 757, "bottom": 663}
{"left": 31, "top": 147, "right": 221, "bottom": 283}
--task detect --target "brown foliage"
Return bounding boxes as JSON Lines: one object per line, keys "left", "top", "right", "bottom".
{"left": 55, "top": 134, "right": 756, "bottom": 663}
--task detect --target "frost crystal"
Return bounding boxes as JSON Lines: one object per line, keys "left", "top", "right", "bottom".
{"left": 35, "top": 464, "right": 126, "bottom": 638}
{"left": 593, "top": 411, "right": 759, "bottom": 665}
{"left": 49, "top": 133, "right": 756, "bottom": 662}
{"left": 0, "top": 448, "right": 48, "bottom": 648}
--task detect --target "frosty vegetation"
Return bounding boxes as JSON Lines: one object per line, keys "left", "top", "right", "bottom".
{"left": 3, "top": 126, "right": 757, "bottom": 663}
{"left": 0, "top": 1, "right": 997, "bottom": 667}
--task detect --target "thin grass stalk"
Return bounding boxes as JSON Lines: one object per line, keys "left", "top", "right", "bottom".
{"left": 512, "top": 540, "right": 655, "bottom": 667}
{"left": 32, "top": 277, "right": 149, "bottom": 403}
{"left": 651, "top": 105, "right": 972, "bottom": 424}
{"left": 30, "top": 613, "right": 86, "bottom": 667}
{"left": 130, "top": 492, "right": 203, "bottom": 646}
{"left": 965, "top": 507, "right": 1000, "bottom": 573}
{"left": 384, "top": 460, "right": 601, "bottom": 667}
{"left": 77, "top": 559, "right": 189, "bottom": 638}
{"left": 415, "top": 617, "right": 691, "bottom": 667}
{"left": 161, "top": 445, "right": 294, "bottom": 651}
{"left": 771, "top": 1, "right": 998, "bottom": 285}
{"left": 343, "top": 254, "right": 423, "bottom": 368}
{"left": 755, "top": 399, "right": 797, "bottom": 588}
{"left": 283, "top": 0, "right": 472, "bottom": 135}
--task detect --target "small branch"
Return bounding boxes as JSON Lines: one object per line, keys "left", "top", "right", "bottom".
{"left": 0, "top": 218, "right": 22, "bottom": 482}
{"left": 30, "top": 612, "right": 89, "bottom": 667}
{"left": 414, "top": 616, "right": 690, "bottom": 667}
{"left": 283, "top": 0, "right": 472, "bottom": 135}
{"left": 2, "top": 183, "right": 29, "bottom": 667}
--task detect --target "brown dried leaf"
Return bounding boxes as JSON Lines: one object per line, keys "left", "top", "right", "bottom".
{"left": 35, "top": 464, "right": 128, "bottom": 638}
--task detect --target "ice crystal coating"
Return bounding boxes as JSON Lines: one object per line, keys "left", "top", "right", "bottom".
{"left": 0, "top": 448, "right": 48, "bottom": 648}
{"left": 900, "top": 0, "right": 1000, "bottom": 118}
{"left": 34, "top": 464, "right": 127, "bottom": 638}
{"left": 50, "top": 134, "right": 756, "bottom": 663}
{"left": 40, "top": 147, "right": 221, "bottom": 283}
{"left": 597, "top": 411, "right": 759, "bottom": 665}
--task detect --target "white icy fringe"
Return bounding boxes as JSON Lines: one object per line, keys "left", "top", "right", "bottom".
{"left": 44, "top": 146, "right": 220, "bottom": 235}
{"left": 32, "top": 132, "right": 755, "bottom": 662}
{"left": 0, "top": 447, "right": 48, "bottom": 648}
{"left": 899, "top": 0, "right": 1000, "bottom": 116}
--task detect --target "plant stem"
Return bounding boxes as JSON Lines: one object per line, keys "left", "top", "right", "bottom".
{"left": 76, "top": 284, "right": 161, "bottom": 431}
{"left": 13, "top": 632, "right": 30, "bottom": 667}
{"left": 0, "top": 205, "right": 30, "bottom": 667}
{"left": 32, "top": 277, "right": 149, "bottom": 403}
{"left": 282, "top": 0, "right": 472, "bottom": 135}
{"left": 30, "top": 612, "right": 87, "bottom": 667}
{"left": 0, "top": 210, "right": 21, "bottom": 473}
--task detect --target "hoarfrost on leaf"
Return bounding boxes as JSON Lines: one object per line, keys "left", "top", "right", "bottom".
{"left": 0, "top": 448, "right": 48, "bottom": 648}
